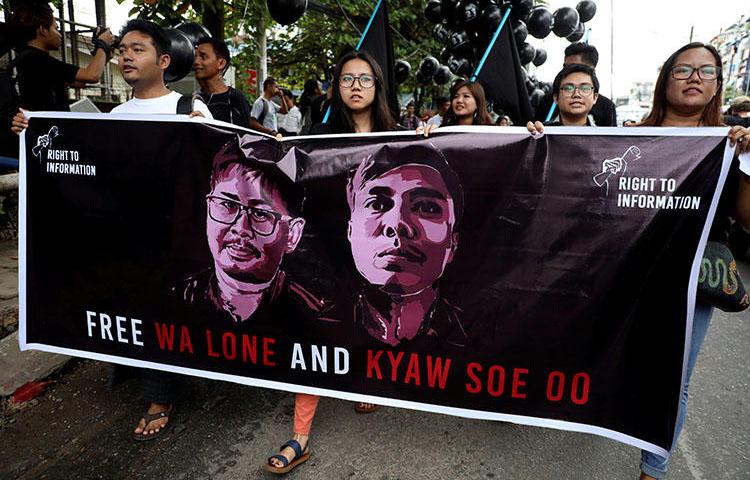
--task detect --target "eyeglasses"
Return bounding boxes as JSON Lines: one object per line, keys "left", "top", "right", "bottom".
{"left": 559, "top": 83, "right": 595, "bottom": 96}
{"left": 670, "top": 64, "right": 720, "bottom": 80}
{"left": 206, "top": 196, "right": 290, "bottom": 236}
{"left": 340, "top": 74, "right": 376, "bottom": 89}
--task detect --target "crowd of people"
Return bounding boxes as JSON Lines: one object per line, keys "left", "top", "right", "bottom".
{"left": 5, "top": 2, "right": 750, "bottom": 479}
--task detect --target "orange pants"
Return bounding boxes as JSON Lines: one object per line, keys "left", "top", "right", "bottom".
{"left": 293, "top": 393, "right": 320, "bottom": 435}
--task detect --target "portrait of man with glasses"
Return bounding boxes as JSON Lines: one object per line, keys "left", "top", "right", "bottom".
{"left": 173, "top": 135, "right": 328, "bottom": 325}
{"left": 545, "top": 63, "right": 600, "bottom": 127}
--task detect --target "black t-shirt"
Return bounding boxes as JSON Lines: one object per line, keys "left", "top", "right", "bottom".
{"left": 535, "top": 91, "right": 619, "bottom": 126}
{"left": 16, "top": 46, "right": 78, "bottom": 111}
{"left": 197, "top": 87, "right": 253, "bottom": 128}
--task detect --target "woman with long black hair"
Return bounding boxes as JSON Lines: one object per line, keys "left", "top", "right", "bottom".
{"left": 263, "top": 49, "right": 397, "bottom": 475}
{"left": 632, "top": 42, "right": 750, "bottom": 480}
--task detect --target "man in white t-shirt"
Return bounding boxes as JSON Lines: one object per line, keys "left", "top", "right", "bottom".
{"left": 250, "top": 76, "right": 287, "bottom": 136}
{"left": 112, "top": 20, "right": 211, "bottom": 117}
{"left": 277, "top": 89, "right": 301, "bottom": 136}
{"left": 427, "top": 96, "right": 450, "bottom": 127}
{"left": 12, "top": 18, "right": 214, "bottom": 442}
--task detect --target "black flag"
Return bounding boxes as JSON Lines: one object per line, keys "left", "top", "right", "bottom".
{"left": 358, "top": 0, "right": 398, "bottom": 118}
{"left": 475, "top": 10, "right": 533, "bottom": 124}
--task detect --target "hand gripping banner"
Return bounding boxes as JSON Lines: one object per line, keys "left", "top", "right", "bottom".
{"left": 19, "top": 113, "right": 736, "bottom": 457}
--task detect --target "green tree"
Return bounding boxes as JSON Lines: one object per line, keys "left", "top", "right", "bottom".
{"left": 122, "top": 1, "right": 445, "bottom": 103}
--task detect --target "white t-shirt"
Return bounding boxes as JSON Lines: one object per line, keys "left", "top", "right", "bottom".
{"left": 111, "top": 91, "right": 212, "bottom": 118}
{"left": 427, "top": 114, "right": 443, "bottom": 126}
{"left": 251, "top": 96, "right": 279, "bottom": 131}
{"left": 277, "top": 106, "right": 302, "bottom": 134}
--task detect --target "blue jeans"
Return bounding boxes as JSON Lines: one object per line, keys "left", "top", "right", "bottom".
{"left": 640, "top": 302, "right": 713, "bottom": 478}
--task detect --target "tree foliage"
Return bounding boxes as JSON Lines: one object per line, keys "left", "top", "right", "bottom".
{"left": 123, "top": 0, "right": 444, "bottom": 98}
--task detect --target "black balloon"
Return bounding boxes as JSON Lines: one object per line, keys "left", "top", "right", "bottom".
{"left": 442, "top": 0, "right": 461, "bottom": 26}
{"left": 176, "top": 22, "right": 211, "bottom": 46}
{"left": 511, "top": 19, "right": 528, "bottom": 44}
{"left": 447, "top": 30, "right": 471, "bottom": 52}
{"left": 416, "top": 70, "right": 432, "bottom": 85}
{"left": 525, "top": 78, "right": 536, "bottom": 94}
{"left": 480, "top": 4, "right": 502, "bottom": 34}
{"left": 447, "top": 56, "right": 473, "bottom": 76}
{"left": 511, "top": 0, "right": 534, "bottom": 20}
{"left": 434, "top": 23, "right": 451, "bottom": 43}
{"left": 459, "top": 1, "right": 480, "bottom": 27}
{"left": 395, "top": 59, "right": 411, "bottom": 84}
{"left": 552, "top": 7, "right": 579, "bottom": 38}
{"left": 576, "top": 0, "right": 597, "bottom": 23}
{"left": 566, "top": 22, "right": 585, "bottom": 42}
{"left": 433, "top": 65, "right": 452, "bottom": 85}
{"left": 532, "top": 48, "right": 547, "bottom": 67}
{"left": 419, "top": 56, "right": 440, "bottom": 77}
{"left": 518, "top": 41, "right": 535, "bottom": 65}
{"left": 527, "top": 6, "right": 553, "bottom": 39}
{"left": 164, "top": 28, "right": 194, "bottom": 83}
{"left": 530, "top": 88, "right": 545, "bottom": 107}
{"left": 266, "top": 0, "right": 307, "bottom": 25}
{"left": 425, "top": 0, "right": 443, "bottom": 23}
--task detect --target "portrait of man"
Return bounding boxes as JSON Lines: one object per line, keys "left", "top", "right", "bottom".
{"left": 175, "top": 135, "right": 326, "bottom": 324}
{"left": 346, "top": 142, "right": 469, "bottom": 349}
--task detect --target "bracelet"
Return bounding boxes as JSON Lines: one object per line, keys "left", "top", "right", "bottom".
{"left": 90, "top": 39, "right": 111, "bottom": 58}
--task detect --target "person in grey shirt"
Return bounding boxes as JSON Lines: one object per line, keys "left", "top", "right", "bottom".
{"left": 250, "top": 77, "right": 287, "bottom": 136}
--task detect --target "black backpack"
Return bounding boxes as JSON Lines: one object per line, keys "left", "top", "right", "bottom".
{"left": 176, "top": 94, "right": 195, "bottom": 115}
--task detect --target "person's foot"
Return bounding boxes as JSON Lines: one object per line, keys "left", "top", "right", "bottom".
{"left": 354, "top": 402, "right": 380, "bottom": 414}
{"left": 639, "top": 473, "right": 658, "bottom": 480}
{"left": 267, "top": 433, "right": 309, "bottom": 468}
{"left": 133, "top": 402, "right": 173, "bottom": 437}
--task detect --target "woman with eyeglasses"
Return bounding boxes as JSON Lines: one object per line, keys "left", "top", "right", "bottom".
{"left": 633, "top": 42, "right": 750, "bottom": 480}
{"left": 263, "top": 49, "right": 397, "bottom": 475}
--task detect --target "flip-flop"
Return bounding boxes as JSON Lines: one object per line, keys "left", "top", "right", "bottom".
{"left": 262, "top": 439, "right": 310, "bottom": 474}
{"left": 354, "top": 402, "right": 380, "bottom": 414}
{"left": 132, "top": 406, "right": 174, "bottom": 441}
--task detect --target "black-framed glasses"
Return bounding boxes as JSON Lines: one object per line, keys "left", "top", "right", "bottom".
{"left": 559, "top": 83, "right": 595, "bottom": 97}
{"left": 670, "top": 64, "right": 720, "bottom": 80}
{"left": 206, "top": 196, "right": 290, "bottom": 236}
{"left": 340, "top": 74, "right": 376, "bottom": 89}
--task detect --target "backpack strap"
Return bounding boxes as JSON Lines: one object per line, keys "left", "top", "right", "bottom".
{"left": 176, "top": 94, "right": 194, "bottom": 115}
{"left": 257, "top": 97, "right": 268, "bottom": 125}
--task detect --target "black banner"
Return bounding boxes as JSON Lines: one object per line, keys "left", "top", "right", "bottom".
{"left": 20, "top": 114, "right": 733, "bottom": 456}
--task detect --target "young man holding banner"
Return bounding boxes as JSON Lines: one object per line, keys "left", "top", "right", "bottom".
{"left": 13, "top": 18, "right": 214, "bottom": 441}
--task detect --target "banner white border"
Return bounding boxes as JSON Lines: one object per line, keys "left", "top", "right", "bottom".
{"left": 19, "top": 112, "right": 736, "bottom": 459}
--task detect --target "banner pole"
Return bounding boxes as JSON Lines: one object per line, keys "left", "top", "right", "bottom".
{"left": 470, "top": 6, "right": 513, "bottom": 82}
{"left": 544, "top": 102, "right": 557, "bottom": 122}
{"left": 323, "top": 0, "right": 383, "bottom": 124}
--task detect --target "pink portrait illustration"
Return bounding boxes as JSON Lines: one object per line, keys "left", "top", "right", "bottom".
{"left": 174, "top": 136, "right": 322, "bottom": 324}
{"left": 346, "top": 143, "right": 468, "bottom": 349}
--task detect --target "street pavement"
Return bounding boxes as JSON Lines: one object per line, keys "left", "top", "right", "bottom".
{"left": 0, "top": 243, "right": 748, "bottom": 480}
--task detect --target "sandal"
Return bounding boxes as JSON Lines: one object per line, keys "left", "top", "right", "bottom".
{"left": 354, "top": 402, "right": 380, "bottom": 414}
{"left": 132, "top": 405, "right": 174, "bottom": 441}
{"left": 262, "top": 439, "right": 310, "bottom": 474}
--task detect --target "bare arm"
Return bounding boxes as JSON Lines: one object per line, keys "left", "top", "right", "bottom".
{"left": 74, "top": 29, "right": 114, "bottom": 84}
{"left": 249, "top": 117, "right": 276, "bottom": 135}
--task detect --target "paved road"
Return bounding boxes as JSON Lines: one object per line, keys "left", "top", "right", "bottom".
{"left": 1, "top": 261, "right": 748, "bottom": 480}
